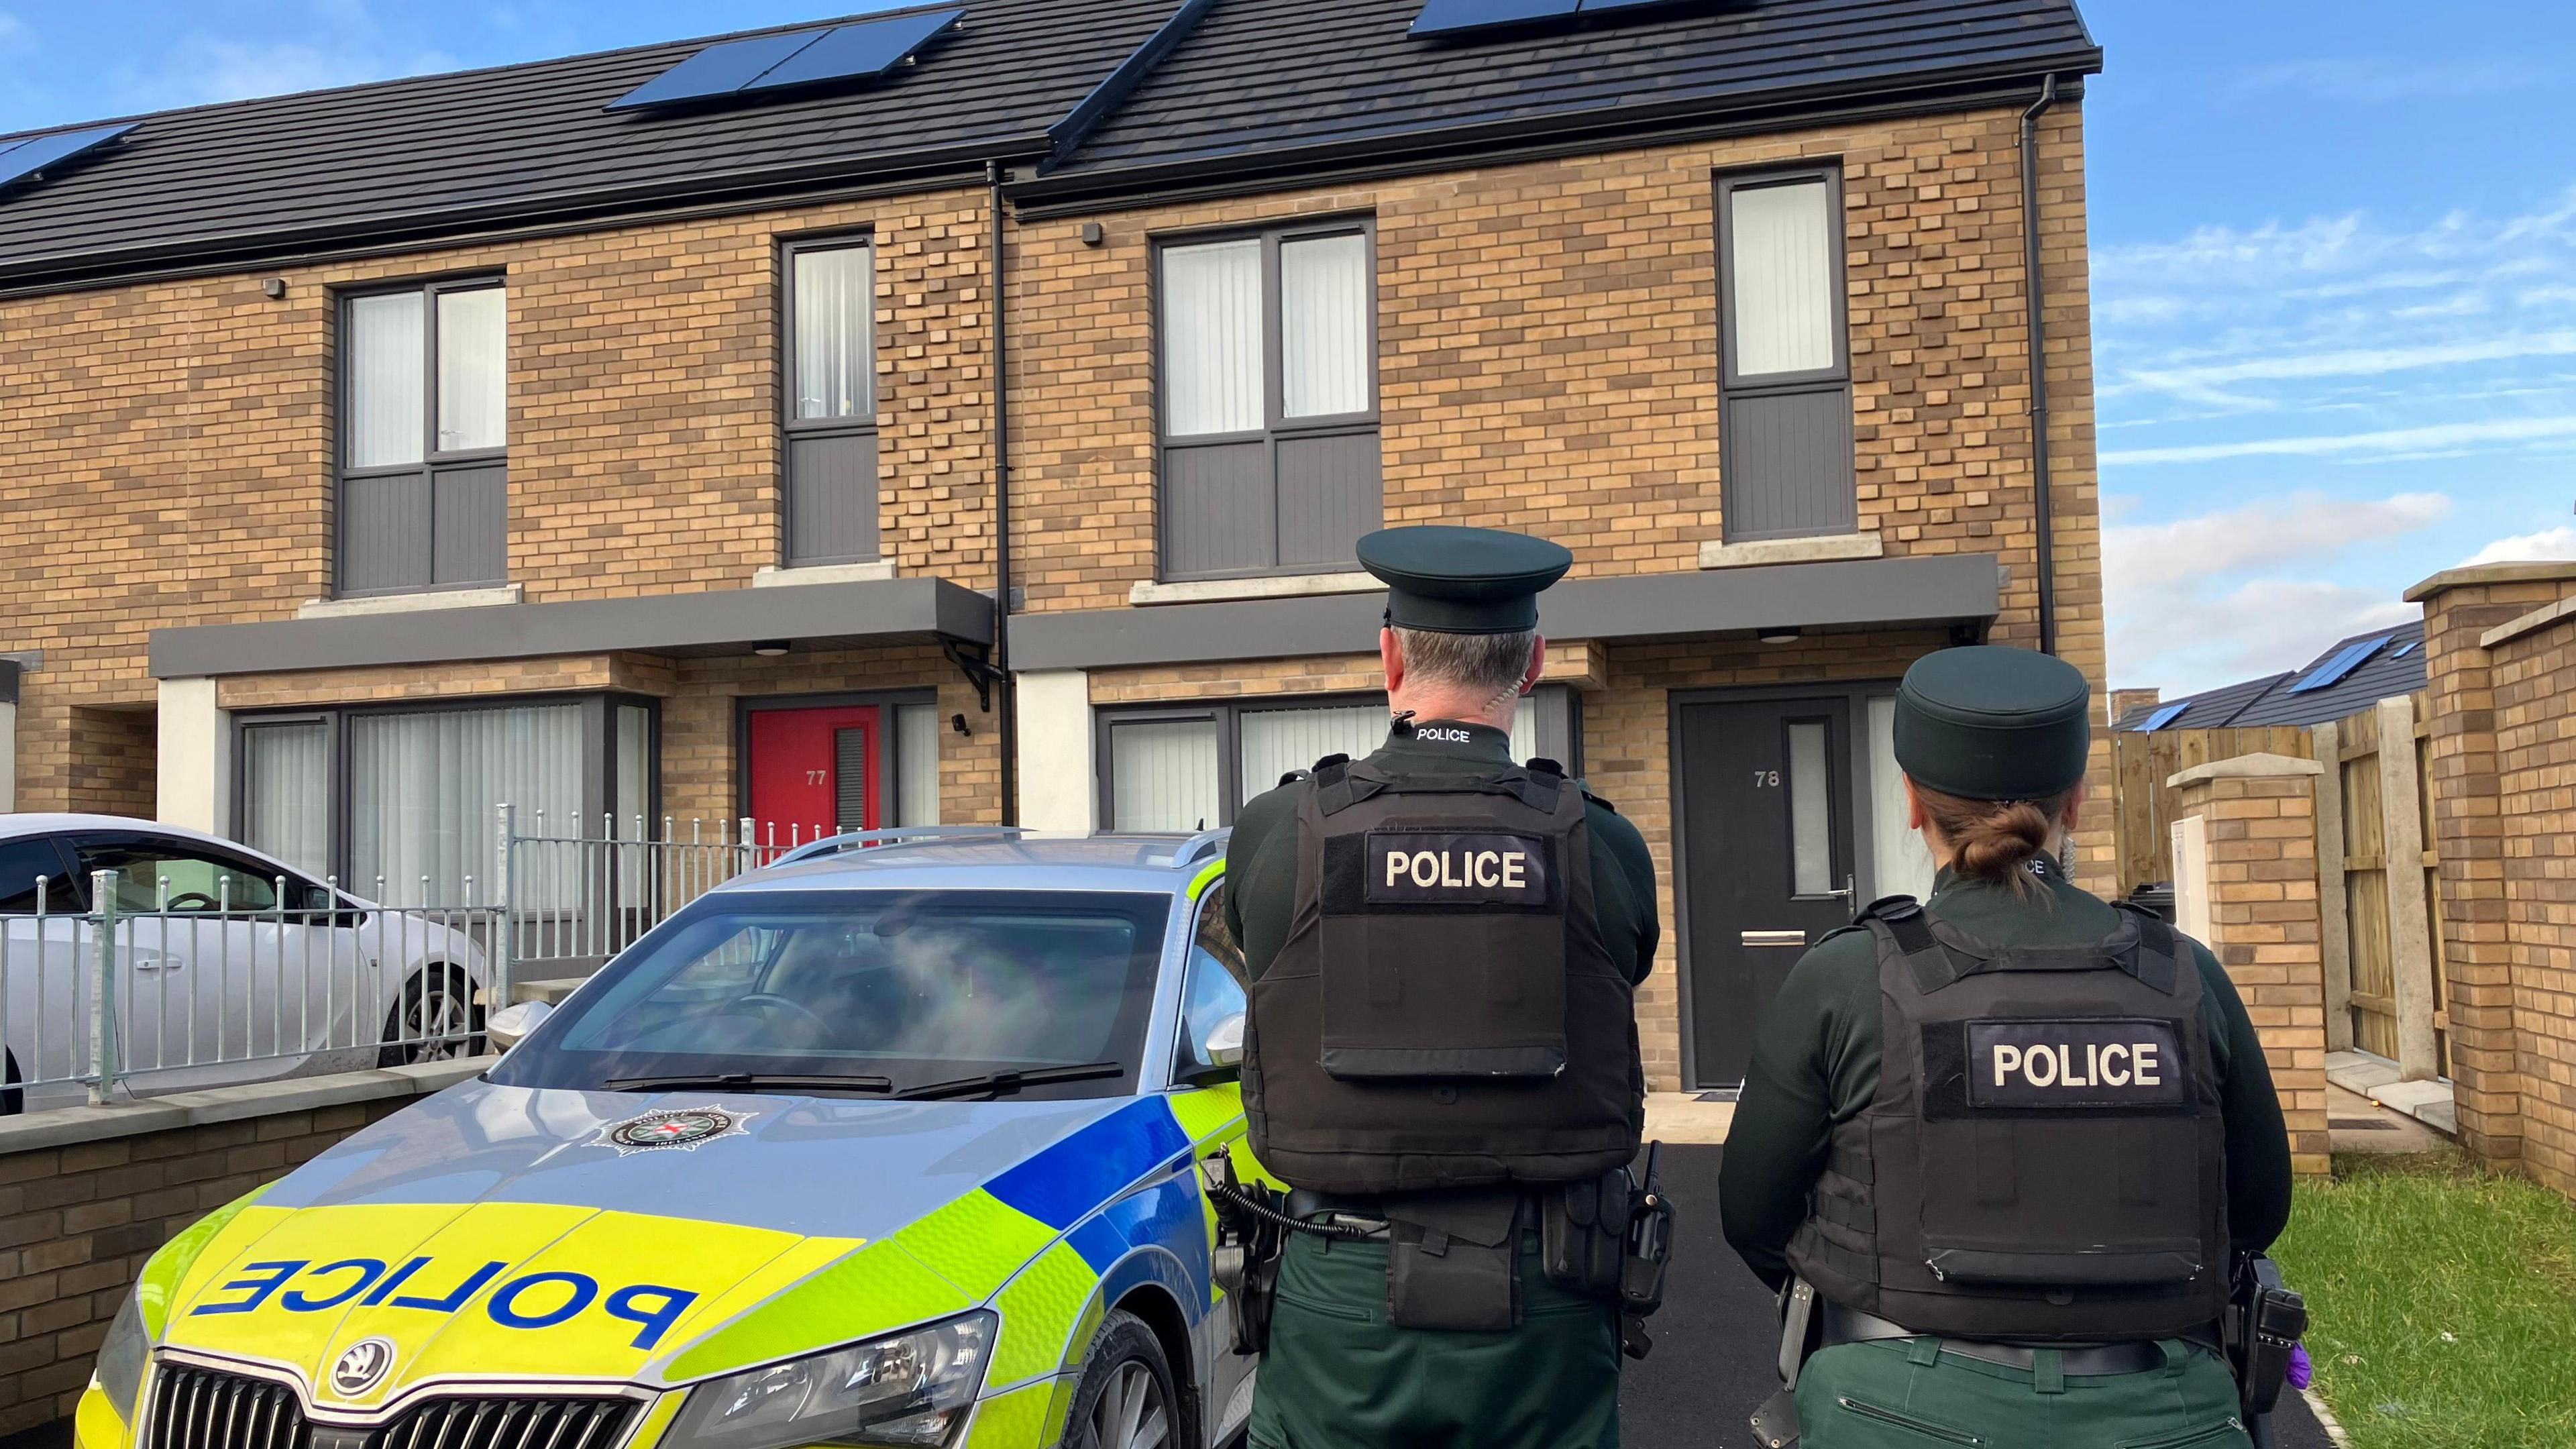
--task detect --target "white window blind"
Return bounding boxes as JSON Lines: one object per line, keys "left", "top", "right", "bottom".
{"left": 435, "top": 287, "right": 506, "bottom": 452}
{"left": 350, "top": 704, "right": 584, "bottom": 906}
{"left": 1238, "top": 704, "right": 1385, "bottom": 803}
{"left": 241, "top": 722, "right": 331, "bottom": 880}
{"left": 1161, "top": 239, "right": 1264, "bottom": 436}
{"left": 794, "top": 245, "right": 875, "bottom": 421}
{"left": 1112, "top": 720, "right": 1222, "bottom": 832}
{"left": 1869, "top": 696, "right": 1939, "bottom": 901}
{"left": 347, "top": 292, "right": 425, "bottom": 468}
{"left": 894, "top": 702, "right": 941, "bottom": 826}
{"left": 1281, "top": 233, "right": 1371, "bottom": 419}
{"left": 1729, "top": 179, "right": 1836, "bottom": 376}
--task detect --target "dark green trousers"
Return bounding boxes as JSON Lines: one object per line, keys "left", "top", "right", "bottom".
{"left": 1248, "top": 1230, "right": 1622, "bottom": 1449}
{"left": 1795, "top": 1338, "right": 2253, "bottom": 1449}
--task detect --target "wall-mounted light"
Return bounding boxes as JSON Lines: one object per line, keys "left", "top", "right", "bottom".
{"left": 950, "top": 713, "right": 972, "bottom": 737}
{"left": 752, "top": 640, "right": 791, "bottom": 657}
{"left": 1757, "top": 627, "right": 1801, "bottom": 645}
{"left": 260, "top": 278, "right": 287, "bottom": 300}
{"left": 1080, "top": 221, "right": 1105, "bottom": 247}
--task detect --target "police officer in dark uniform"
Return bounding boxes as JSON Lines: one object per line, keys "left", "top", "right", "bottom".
{"left": 1220, "top": 525, "right": 1664, "bottom": 1449}
{"left": 1719, "top": 646, "right": 2296, "bottom": 1448}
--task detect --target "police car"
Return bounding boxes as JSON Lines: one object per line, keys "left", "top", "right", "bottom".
{"left": 79, "top": 830, "right": 1263, "bottom": 1449}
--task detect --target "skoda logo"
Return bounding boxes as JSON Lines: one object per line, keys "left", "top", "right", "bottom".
{"left": 330, "top": 1338, "right": 397, "bottom": 1397}
{"left": 597, "top": 1106, "right": 754, "bottom": 1156}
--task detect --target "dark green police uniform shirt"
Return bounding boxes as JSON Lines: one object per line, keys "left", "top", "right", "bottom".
{"left": 1719, "top": 864, "right": 2296, "bottom": 1291}
{"left": 1225, "top": 720, "right": 1662, "bottom": 987}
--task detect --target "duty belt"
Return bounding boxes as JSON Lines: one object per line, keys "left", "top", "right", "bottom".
{"left": 1820, "top": 1301, "right": 2172, "bottom": 1376}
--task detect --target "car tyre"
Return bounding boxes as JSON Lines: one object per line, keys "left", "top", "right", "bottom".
{"left": 378, "top": 965, "right": 485, "bottom": 1067}
{"left": 1065, "top": 1309, "right": 1178, "bottom": 1449}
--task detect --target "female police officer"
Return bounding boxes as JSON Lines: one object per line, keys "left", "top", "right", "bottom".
{"left": 1719, "top": 645, "right": 2294, "bottom": 1448}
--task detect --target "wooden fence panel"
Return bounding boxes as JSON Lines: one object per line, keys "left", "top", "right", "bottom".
{"left": 2113, "top": 726, "right": 2314, "bottom": 894}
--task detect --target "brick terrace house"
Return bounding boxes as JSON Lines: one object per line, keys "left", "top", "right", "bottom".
{"left": 0, "top": 0, "right": 2108, "bottom": 1091}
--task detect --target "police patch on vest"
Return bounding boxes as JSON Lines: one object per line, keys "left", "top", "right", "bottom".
{"left": 1965, "top": 1018, "right": 2188, "bottom": 1110}
{"left": 1363, "top": 830, "right": 1551, "bottom": 906}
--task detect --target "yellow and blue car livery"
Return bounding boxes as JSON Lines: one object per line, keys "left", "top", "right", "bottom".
{"left": 79, "top": 833, "right": 1260, "bottom": 1449}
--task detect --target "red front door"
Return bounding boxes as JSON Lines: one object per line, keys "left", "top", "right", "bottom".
{"left": 747, "top": 705, "right": 881, "bottom": 849}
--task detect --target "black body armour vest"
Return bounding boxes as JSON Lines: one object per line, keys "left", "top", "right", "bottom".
{"left": 1787, "top": 898, "right": 2231, "bottom": 1342}
{"left": 1242, "top": 755, "right": 1645, "bottom": 1195}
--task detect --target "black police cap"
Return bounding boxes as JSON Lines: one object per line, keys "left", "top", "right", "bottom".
{"left": 1356, "top": 525, "right": 1573, "bottom": 635}
{"left": 1893, "top": 646, "right": 2093, "bottom": 801}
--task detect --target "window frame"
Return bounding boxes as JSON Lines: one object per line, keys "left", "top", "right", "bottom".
{"left": 229, "top": 692, "right": 659, "bottom": 892}
{"left": 1094, "top": 686, "right": 1581, "bottom": 830}
{"left": 1714, "top": 164, "right": 1859, "bottom": 545}
{"left": 780, "top": 233, "right": 882, "bottom": 568}
{"left": 1152, "top": 215, "right": 1381, "bottom": 583}
{"left": 334, "top": 273, "right": 511, "bottom": 597}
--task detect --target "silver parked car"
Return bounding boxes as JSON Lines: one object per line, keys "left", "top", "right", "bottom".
{"left": 1, "top": 814, "right": 487, "bottom": 1114}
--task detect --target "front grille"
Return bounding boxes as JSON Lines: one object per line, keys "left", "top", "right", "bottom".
{"left": 148, "top": 1366, "right": 637, "bottom": 1449}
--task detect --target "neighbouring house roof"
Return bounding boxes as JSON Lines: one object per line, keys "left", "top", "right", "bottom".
{"left": 0, "top": 0, "right": 2100, "bottom": 290}
{"left": 2115, "top": 619, "right": 2428, "bottom": 733}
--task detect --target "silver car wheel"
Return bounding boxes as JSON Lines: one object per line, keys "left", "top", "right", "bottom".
{"left": 1086, "top": 1360, "right": 1169, "bottom": 1449}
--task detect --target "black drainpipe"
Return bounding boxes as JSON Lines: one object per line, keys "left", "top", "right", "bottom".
{"left": 2020, "top": 73, "right": 2059, "bottom": 657}
{"left": 988, "top": 160, "right": 1018, "bottom": 824}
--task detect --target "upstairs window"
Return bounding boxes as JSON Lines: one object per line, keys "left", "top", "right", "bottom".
{"left": 339, "top": 278, "right": 508, "bottom": 596}
{"left": 1717, "top": 168, "right": 1855, "bottom": 542}
{"left": 783, "top": 237, "right": 881, "bottom": 568}
{"left": 1157, "top": 221, "right": 1381, "bottom": 581}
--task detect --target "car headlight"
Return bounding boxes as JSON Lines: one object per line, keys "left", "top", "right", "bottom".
{"left": 94, "top": 1288, "right": 150, "bottom": 1424}
{"left": 665, "top": 1311, "right": 995, "bottom": 1449}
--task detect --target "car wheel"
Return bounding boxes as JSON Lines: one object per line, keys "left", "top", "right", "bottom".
{"left": 378, "top": 966, "right": 485, "bottom": 1067}
{"left": 1065, "top": 1309, "right": 1177, "bottom": 1449}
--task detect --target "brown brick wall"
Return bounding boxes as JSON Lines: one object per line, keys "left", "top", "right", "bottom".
{"left": 0, "top": 1100, "right": 408, "bottom": 1436}
{"left": 2, "top": 188, "right": 998, "bottom": 812}
{"left": 1011, "top": 104, "right": 2112, "bottom": 883}
{"left": 64, "top": 708, "right": 156, "bottom": 818}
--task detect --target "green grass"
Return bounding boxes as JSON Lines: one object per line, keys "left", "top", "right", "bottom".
{"left": 2271, "top": 1150, "right": 2576, "bottom": 1449}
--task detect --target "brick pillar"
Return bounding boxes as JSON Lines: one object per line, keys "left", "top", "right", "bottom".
{"left": 2169, "top": 753, "right": 2330, "bottom": 1177}
{"left": 2405, "top": 561, "right": 2576, "bottom": 1168}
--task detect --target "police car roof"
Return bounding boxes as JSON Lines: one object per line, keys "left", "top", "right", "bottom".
{"left": 718, "top": 830, "right": 1226, "bottom": 896}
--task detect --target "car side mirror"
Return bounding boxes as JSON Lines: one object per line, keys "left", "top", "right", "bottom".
{"left": 487, "top": 1000, "right": 553, "bottom": 1052}
{"left": 1199, "top": 1012, "right": 1244, "bottom": 1069}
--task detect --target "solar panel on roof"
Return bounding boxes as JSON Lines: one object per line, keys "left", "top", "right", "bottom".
{"left": 1410, "top": 0, "right": 1580, "bottom": 37}
{"left": 0, "top": 122, "right": 136, "bottom": 195}
{"left": 2288, "top": 637, "right": 2387, "bottom": 694}
{"left": 2391, "top": 640, "right": 2419, "bottom": 659}
{"left": 2141, "top": 702, "right": 2190, "bottom": 732}
{"left": 606, "top": 9, "right": 963, "bottom": 112}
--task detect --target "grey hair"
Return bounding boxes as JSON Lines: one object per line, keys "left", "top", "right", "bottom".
{"left": 1393, "top": 626, "right": 1540, "bottom": 707}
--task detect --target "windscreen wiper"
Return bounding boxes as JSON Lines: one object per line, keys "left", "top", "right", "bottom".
{"left": 894, "top": 1062, "right": 1128, "bottom": 1102}
{"left": 602, "top": 1072, "right": 896, "bottom": 1096}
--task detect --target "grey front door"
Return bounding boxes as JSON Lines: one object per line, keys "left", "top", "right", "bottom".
{"left": 1678, "top": 696, "right": 1858, "bottom": 1089}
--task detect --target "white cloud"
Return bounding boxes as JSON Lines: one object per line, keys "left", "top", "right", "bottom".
{"left": 2104, "top": 332, "right": 2576, "bottom": 406}
{"left": 2465, "top": 526, "right": 2576, "bottom": 566}
{"left": 2106, "top": 492, "right": 2451, "bottom": 589}
{"left": 0, "top": 12, "right": 29, "bottom": 54}
{"left": 115, "top": 36, "right": 457, "bottom": 108}
{"left": 2102, "top": 415, "right": 2576, "bottom": 466}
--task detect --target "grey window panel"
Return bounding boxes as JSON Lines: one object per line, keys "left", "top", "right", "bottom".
{"left": 835, "top": 725, "right": 870, "bottom": 830}
{"left": 1276, "top": 429, "right": 1380, "bottom": 570}
{"left": 787, "top": 430, "right": 881, "bottom": 566}
{"left": 1721, "top": 386, "right": 1856, "bottom": 542}
{"left": 1163, "top": 439, "right": 1275, "bottom": 578}
{"left": 341, "top": 473, "right": 433, "bottom": 596}
{"left": 430, "top": 463, "right": 508, "bottom": 587}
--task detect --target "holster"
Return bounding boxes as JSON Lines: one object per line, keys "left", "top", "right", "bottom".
{"left": 1750, "top": 1279, "right": 1819, "bottom": 1449}
{"left": 1201, "top": 1154, "right": 1285, "bottom": 1356}
{"left": 1539, "top": 1146, "right": 1674, "bottom": 1359}
{"left": 2223, "top": 1256, "right": 2308, "bottom": 1424}
{"left": 1384, "top": 1191, "right": 1522, "bottom": 1332}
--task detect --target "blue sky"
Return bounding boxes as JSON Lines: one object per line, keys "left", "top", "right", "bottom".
{"left": 3, "top": 1, "right": 2570, "bottom": 696}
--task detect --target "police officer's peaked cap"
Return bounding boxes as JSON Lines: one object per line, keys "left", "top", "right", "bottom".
{"left": 1357, "top": 525, "right": 1573, "bottom": 635}
{"left": 1894, "top": 646, "right": 2093, "bottom": 801}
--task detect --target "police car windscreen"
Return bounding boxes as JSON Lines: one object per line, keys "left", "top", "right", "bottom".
{"left": 486, "top": 890, "right": 1171, "bottom": 1099}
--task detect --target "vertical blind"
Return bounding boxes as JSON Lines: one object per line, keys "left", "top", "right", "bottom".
{"left": 240, "top": 722, "right": 331, "bottom": 880}
{"left": 1729, "top": 180, "right": 1835, "bottom": 376}
{"left": 1162, "top": 239, "right": 1263, "bottom": 436}
{"left": 894, "top": 702, "right": 941, "bottom": 825}
{"left": 794, "top": 244, "right": 876, "bottom": 421}
{"left": 347, "top": 292, "right": 425, "bottom": 468}
{"left": 1281, "top": 233, "right": 1371, "bottom": 419}
{"left": 1787, "top": 719, "right": 1834, "bottom": 896}
{"left": 1868, "top": 696, "right": 1939, "bottom": 901}
{"left": 435, "top": 287, "right": 506, "bottom": 452}
{"left": 1112, "top": 719, "right": 1223, "bottom": 832}
{"left": 1238, "top": 704, "right": 1385, "bottom": 803}
{"left": 350, "top": 704, "right": 584, "bottom": 906}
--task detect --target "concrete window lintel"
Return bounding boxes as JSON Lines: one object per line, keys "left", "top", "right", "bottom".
{"left": 299, "top": 584, "right": 525, "bottom": 620}
{"left": 1698, "top": 532, "right": 1886, "bottom": 570}
{"left": 755, "top": 560, "right": 899, "bottom": 588}
{"left": 1130, "top": 572, "right": 1381, "bottom": 606}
